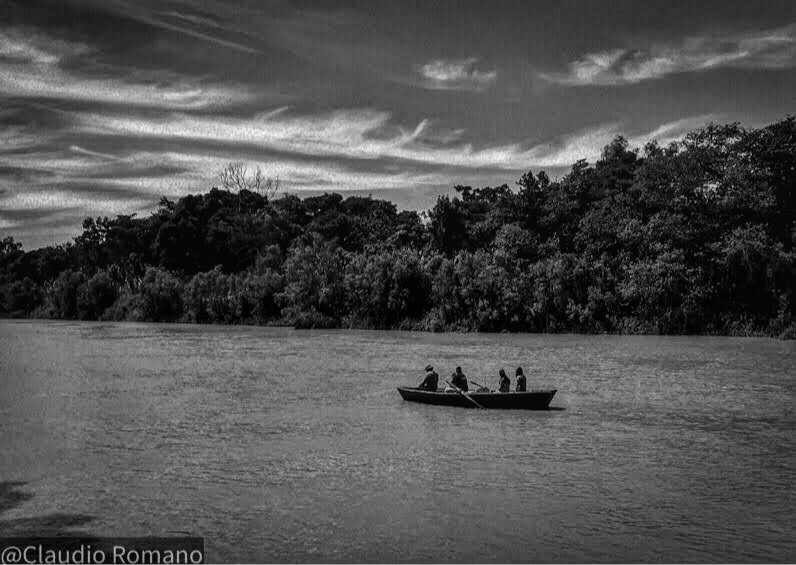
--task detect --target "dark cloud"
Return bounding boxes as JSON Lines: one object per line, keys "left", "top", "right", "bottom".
{"left": 0, "top": 0, "right": 159, "bottom": 50}
{"left": 0, "top": 165, "right": 56, "bottom": 182}
{"left": 0, "top": 206, "right": 81, "bottom": 223}
{"left": 55, "top": 182, "right": 165, "bottom": 203}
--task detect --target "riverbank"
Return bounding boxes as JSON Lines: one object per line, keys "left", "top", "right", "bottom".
{"left": 4, "top": 312, "right": 795, "bottom": 339}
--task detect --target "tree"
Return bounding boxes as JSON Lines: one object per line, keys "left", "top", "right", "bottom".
{"left": 77, "top": 271, "right": 119, "bottom": 320}
{"left": 139, "top": 267, "right": 183, "bottom": 322}
{"left": 49, "top": 270, "right": 87, "bottom": 319}
{"left": 218, "top": 162, "right": 280, "bottom": 199}
{"left": 3, "top": 278, "right": 42, "bottom": 316}
{"left": 277, "top": 241, "right": 348, "bottom": 328}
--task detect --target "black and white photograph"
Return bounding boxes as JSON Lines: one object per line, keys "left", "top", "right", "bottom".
{"left": 1, "top": 0, "right": 794, "bottom": 563}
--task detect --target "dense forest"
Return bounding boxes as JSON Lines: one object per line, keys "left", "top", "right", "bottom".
{"left": 2, "top": 118, "right": 795, "bottom": 337}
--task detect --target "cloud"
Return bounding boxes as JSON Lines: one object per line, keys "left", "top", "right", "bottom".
{"left": 127, "top": 6, "right": 262, "bottom": 54}
{"left": 156, "top": 153, "right": 452, "bottom": 193}
{"left": 0, "top": 131, "right": 454, "bottom": 213}
{"left": 418, "top": 57, "right": 498, "bottom": 91}
{"left": 0, "top": 190, "right": 150, "bottom": 215}
{"left": 0, "top": 28, "right": 256, "bottom": 109}
{"left": 29, "top": 0, "right": 264, "bottom": 55}
{"left": 0, "top": 31, "right": 82, "bottom": 64}
{"left": 75, "top": 106, "right": 712, "bottom": 173}
{"left": 0, "top": 125, "right": 48, "bottom": 151}
{"left": 542, "top": 24, "right": 796, "bottom": 86}
{"left": 629, "top": 115, "right": 718, "bottom": 147}
{"left": 68, "top": 145, "right": 122, "bottom": 162}
{"left": 71, "top": 107, "right": 531, "bottom": 169}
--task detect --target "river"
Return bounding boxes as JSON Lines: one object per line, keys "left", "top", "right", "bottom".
{"left": 0, "top": 320, "right": 793, "bottom": 562}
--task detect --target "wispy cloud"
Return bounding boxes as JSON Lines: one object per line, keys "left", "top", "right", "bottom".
{"left": 128, "top": 7, "right": 262, "bottom": 54}
{"left": 0, "top": 28, "right": 257, "bottom": 109}
{"left": 629, "top": 115, "right": 718, "bottom": 147}
{"left": 0, "top": 125, "right": 48, "bottom": 152}
{"left": 56, "top": 0, "right": 264, "bottom": 55}
{"left": 418, "top": 57, "right": 497, "bottom": 91}
{"left": 0, "top": 31, "right": 80, "bottom": 64}
{"left": 0, "top": 142, "right": 450, "bottom": 242}
{"left": 4, "top": 147, "right": 450, "bottom": 194}
{"left": 1, "top": 190, "right": 150, "bottom": 215}
{"left": 139, "top": 151, "right": 451, "bottom": 192}
{"left": 75, "top": 106, "right": 712, "bottom": 171}
{"left": 73, "top": 107, "right": 524, "bottom": 169}
{"left": 542, "top": 23, "right": 796, "bottom": 86}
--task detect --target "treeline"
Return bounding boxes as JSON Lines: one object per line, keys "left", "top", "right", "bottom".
{"left": 2, "top": 118, "right": 795, "bottom": 337}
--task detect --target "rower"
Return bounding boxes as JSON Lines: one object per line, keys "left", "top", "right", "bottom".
{"left": 450, "top": 366, "right": 468, "bottom": 392}
{"left": 498, "top": 368, "right": 510, "bottom": 392}
{"left": 418, "top": 364, "right": 439, "bottom": 391}
{"left": 515, "top": 367, "right": 527, "bottom": 392}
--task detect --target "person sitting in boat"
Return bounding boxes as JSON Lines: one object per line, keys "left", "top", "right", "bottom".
{"left": 450, "top": 366, "right": 468, "bottom": 392}
{"left": 418, "top": 364, "right": 439, "bottom": 391}
{"left": 515, "top": 367, "right": 527, "bottom": 392}
{"left": 498, "top": 368, "right": 511, "bottom": 392}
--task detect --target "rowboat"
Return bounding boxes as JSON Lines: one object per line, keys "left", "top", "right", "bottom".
{"left": 397, "top": 386, "right": 557, "bottom": 410}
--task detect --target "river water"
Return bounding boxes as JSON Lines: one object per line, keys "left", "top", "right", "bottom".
{"left": 0, "top": 320, "right": 793, "bottom": 563}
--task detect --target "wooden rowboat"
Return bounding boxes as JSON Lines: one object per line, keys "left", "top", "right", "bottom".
{"left": 397, "top": 386, "right": 556, "bottom": 410}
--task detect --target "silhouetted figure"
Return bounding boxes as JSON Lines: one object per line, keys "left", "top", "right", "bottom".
{"left": 419, "top": 364, "right": 439, "bottom": 391}
{"left": 450, "top": 366, "right": 468, "bottom": 391}
{"left": 498, "top": 368, "right": 510, "bottom": 392}
{"left": 515, "top": 367, "right": 527, "bottom": 392}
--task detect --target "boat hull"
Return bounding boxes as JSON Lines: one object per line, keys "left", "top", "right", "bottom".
{"left": 397, "top": 386, "right": 556, "bottom": 410}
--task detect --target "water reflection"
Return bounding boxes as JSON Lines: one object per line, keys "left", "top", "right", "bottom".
{"left": 0, "top": 481, "right": 95, "bottom": 538}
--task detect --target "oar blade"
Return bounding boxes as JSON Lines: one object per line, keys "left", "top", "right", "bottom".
{"left": 445, "top": 379, "right": 485, "bottom": 409}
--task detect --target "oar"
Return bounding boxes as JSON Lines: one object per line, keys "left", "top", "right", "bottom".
{"left": 470, "top": 379, "right": 491, "bottom": 392}
{"left": 446, "top": 379, "right": 485, "bottom": 409}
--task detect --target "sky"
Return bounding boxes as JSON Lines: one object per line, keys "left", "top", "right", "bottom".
{"left": 1, "top": 0, "right": 795, "bottom": 249}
